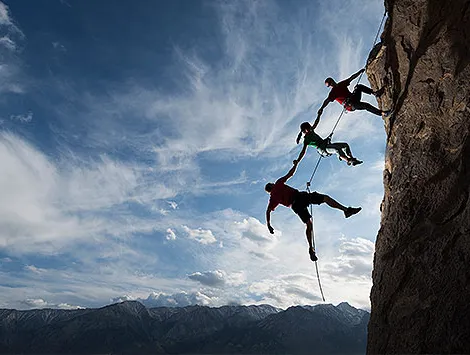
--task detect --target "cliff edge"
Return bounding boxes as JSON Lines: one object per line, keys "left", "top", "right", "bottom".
{"left": 366, "top": 0, "right": 470, "bottom": 353}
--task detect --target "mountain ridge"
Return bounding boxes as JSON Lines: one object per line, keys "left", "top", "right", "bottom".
{"left": 0, "top": 301, "right": 368, "bottom": 354}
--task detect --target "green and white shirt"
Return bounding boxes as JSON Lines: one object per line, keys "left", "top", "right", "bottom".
{"left": 304, "top": 130, "right": 327, "bottom": 150}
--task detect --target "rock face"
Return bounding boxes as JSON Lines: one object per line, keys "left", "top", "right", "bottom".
{"left": 366, "top": 0, "right": 470, "bottom": 353}
{"left": 0, "top": 301, "right": 368, "bottom": 354}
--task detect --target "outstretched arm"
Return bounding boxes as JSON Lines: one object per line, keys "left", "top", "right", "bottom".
{"left": 311, "top": 116, "right": 320, "bottom": 130}
{"left": 344, "top": 68, "right": 365, "bottom": 85}
{"left": 317, "top": 97, "right": 332, "bottom": 120}
{"left": 266, "top": 208, "right": 274, "bottom": 234}
{"left": 279, "top": 160, "right": 299, "bottom": 183}
{"left": 293, "top": 143, "right": 308, "bottom": 165}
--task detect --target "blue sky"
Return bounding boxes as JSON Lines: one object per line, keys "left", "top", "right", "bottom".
{"left": 0, "top": 0, "right": 386, "bottom": 310}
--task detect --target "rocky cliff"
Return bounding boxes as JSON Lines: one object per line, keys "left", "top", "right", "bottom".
{"left": 366, "top": 0, "right": 470, "bottom": 353}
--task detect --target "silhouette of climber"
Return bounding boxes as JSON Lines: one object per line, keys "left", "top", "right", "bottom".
{"left": 295, "top": 119, "right": 362, "bottom": 166}
{"left": 317, "top": 68, "right": 389, "bottom": 119}
{"left": 265, "top": 161, "right": 362, "bottom": 262}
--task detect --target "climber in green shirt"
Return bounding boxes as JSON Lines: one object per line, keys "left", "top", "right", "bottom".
{"left": 294, "top": 118, "right": 362, "bottom": 166}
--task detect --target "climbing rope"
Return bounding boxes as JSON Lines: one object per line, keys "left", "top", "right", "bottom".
{"left": 304, "top": 10, "right": 388, "bottom": 302}
{"left": 328, "top": 10, "right": 387, "bottom": 137}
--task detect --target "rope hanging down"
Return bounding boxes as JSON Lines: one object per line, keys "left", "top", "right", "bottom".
{"left": 305, "top": 11, "right": 388, "bottom": 302}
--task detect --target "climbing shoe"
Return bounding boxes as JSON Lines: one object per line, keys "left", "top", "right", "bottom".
{"left": 351, "top": 159, "right": 363, "bottom": 166}
{"left": 382, "top": 109, "right": 394, "bottom": 119}
{"left": 374, "top": 87, "right": 386, "bottom": 98}
{"left": 344, "top": 207, "right": 362, "bottom": 218}
{"left": 309, "top": 247, "right": 318, "bottom": 262}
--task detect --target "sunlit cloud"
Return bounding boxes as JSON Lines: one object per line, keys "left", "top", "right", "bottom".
{"left": 182, "top": 225, "right": 217, "bottom": 245}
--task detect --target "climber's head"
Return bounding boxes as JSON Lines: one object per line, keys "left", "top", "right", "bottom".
{"left": 325, "top": 77, "right": 336, "bottom": 87}
{"left": 300, "top": 122, "right": 312, "bottom": 134}
{"left": 265, "top": 183, "right": 274, "bottom": 193}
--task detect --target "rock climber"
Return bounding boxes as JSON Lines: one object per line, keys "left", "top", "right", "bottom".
{"left": 295, "top": 119, "right": 362, "bottom": 166}
{"left": 265, "top": 161, "right": 362, "bottom": 262}
{"left": 317, "top": 68, "right": 389, "bottom": 119}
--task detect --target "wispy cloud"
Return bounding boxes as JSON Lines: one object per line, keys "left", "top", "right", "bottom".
{"left": 10, "top": 111, "right": 32, "bottom": 123}
{"left": 0, "top": 1, "right": 25, "bottom": 94}
{"left": 0, "top": 2, "right": 20, "bottom": 32}
{"left": 0, "top": 35, "right": 15, "bottom": 51}
{"left": 0, "top": 132, "right": 176, "bottom": 254}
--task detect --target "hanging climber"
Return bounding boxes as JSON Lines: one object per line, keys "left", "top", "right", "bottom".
{"left": 265, "top": 160, "right": 362, "bottom": 262}
{"left": 317, "top": 68, "right": 389, "bottom": 119}
{"left": 295, "top": 119, "right": 362, "bottom": 166}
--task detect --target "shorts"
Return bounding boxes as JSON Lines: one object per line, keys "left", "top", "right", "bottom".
{"left": 291, "top": 191, "right": 326, "bottom": 223}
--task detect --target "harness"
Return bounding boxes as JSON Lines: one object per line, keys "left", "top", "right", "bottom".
{"left": 342, "top": 95, "right": 355, "bottom": 111}
{"left": 316, "top": 136, "right": 332, "bottom": 157}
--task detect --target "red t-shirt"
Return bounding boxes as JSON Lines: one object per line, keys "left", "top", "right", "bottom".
{"left": 328, "top": 81, "right": 351, "bottom": 105}
{"left": 267, "top": 178, "right": 299, "bottom": 211}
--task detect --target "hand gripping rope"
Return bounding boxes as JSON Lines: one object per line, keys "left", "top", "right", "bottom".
{"left": 306, "top": 11, "right": 387, "bottom": 303}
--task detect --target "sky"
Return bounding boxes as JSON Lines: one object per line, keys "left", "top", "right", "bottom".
{"left": 0, "top": 0, "right": 387, "bottom": 311}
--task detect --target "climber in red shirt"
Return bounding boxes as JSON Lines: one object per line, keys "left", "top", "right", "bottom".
{"left": 265, "top": 161, "right": 361, "bottom": 262}
{"left": 317, "top": 68, "right": 390, "bottom": 120}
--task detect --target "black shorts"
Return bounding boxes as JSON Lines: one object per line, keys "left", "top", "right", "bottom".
{"left": 291, "top": 191, "right": 325, "bottom": 223}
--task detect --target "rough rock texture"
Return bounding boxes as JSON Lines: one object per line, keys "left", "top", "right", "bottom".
{"left": 366, "top": 0, "right": 470, "bottom": 353}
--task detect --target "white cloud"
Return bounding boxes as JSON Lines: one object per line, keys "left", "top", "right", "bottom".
{"left": 56, "top": 303, "right": 84, "bottom": 310}
{"left": 0, "top": 62, "right": 24, "bottom": 93}
{"left": 167, "top": 201, "right": 178, "bottom": 209}
{"left": 249, "top": 274, "right": 323, "bottom": 306}
{"left": 188, "top": 270, "right": 226, "bottom": 287}
{"left": 111, "top": 295, "right": 135, "bottom": 303}
{"left": 182, "top": 225, "right": 217, "bottom": 244}
{"left": 0, "top": 132, "right": 177, "bottom": 254}
{"left": 0, "top": 35, "right": 15, "bottom": 50}
{"left": 10, "top": 111, "right": 32, "bottom": 123}
{"left": 21, "top": 298, "right": 48, "bottom": 308}
{"left": 0, "top": 1, "right": 25, "bottom": 93}
{"left": 0, "top": 2, "right": 23, "bottom": 38}
{"left": 24, "top": 265, "right": 47, "bottom": 274}
{"left": 0, "top": 2, "right": 13, "bottom": 27}
{"left": 141, "top": 291, "right": 215, "bottom": 307}
{"left": 166, "top": 228, "right": 176, "bottom": 241}
{"left": 232, "top": 217, "right": 277, "bottom": 246}
{"left": 52, "top": 41, "right": 66, "bottom": 52}
{"left": 20, "top": 298, "right": 83, "bottom": 310}
{"left": 324, "top": 237, "right": 374, "bottom": 280}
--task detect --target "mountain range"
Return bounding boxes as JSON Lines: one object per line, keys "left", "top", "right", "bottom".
{"left": 0, "top": 301, "right": 369, "bottom": 354}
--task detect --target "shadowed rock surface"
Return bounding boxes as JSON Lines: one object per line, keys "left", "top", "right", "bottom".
{"left": 366, "top": 0, "right": 470, "bottom": 353}
{"left": 0, "top": 301, "right": 368, "bottom": 354}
